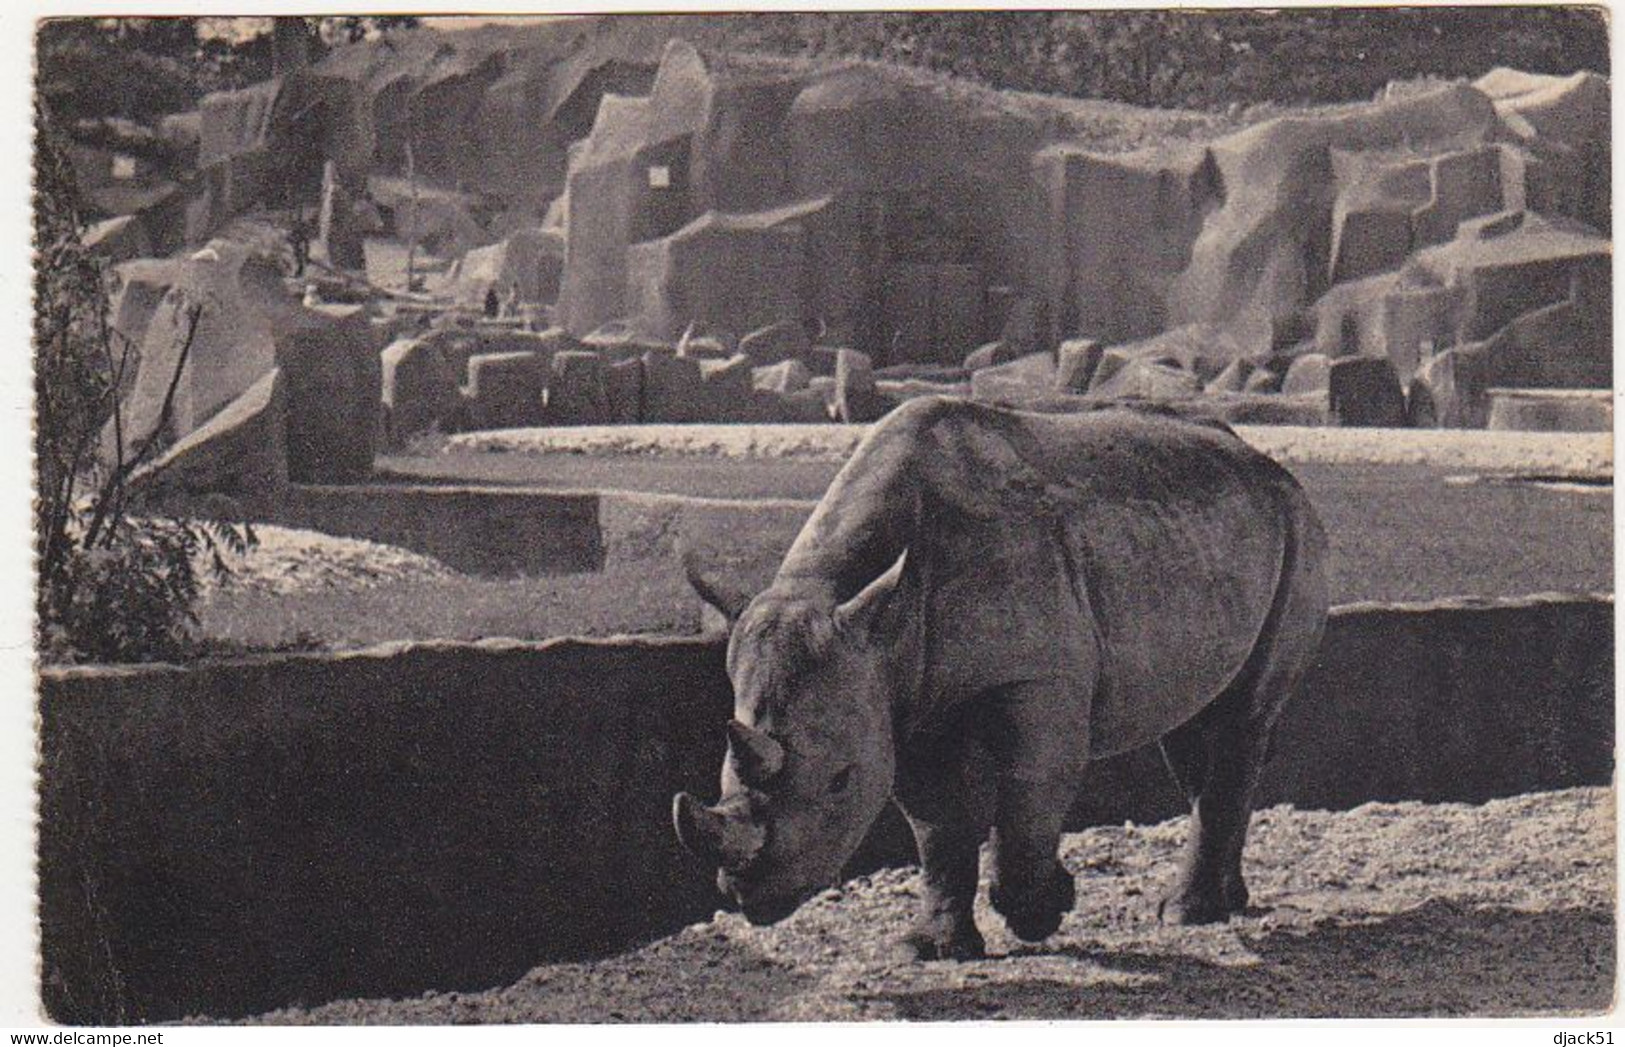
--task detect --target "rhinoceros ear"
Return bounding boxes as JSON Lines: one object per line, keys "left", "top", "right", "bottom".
{"left": 728, "top": 719, "right": 786, "bottom": 784}
{"left": 835, "top": 551, "right": 906, "bottom": 636}
{"left": 681, "top": 543, "right": 752, "bottom": 625}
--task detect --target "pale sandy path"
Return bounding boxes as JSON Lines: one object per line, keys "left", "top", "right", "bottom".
{"left": 450, "top": 424, "right": 1613, "bottom": 475}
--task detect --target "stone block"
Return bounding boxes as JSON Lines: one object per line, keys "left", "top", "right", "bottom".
{"left": 738, "top": 320, "right": 810, "bottom": 365}
{"left": 548, "top": 351, "right": 612, "bottom": 427}
{"left": 1055, "top": 339, "right": 1103, "bottom": 393}
{"left": 465, "top": 351, "right": 548, "bottom": 430}
{"left": 381, "top": 338, "right": 459, "bottom": 448}
{"left": 752, "top": 359, "right": 812, "bottom": 396}
{"left": 833, "top": 349, "right": 886, "bottom": 424}
{"left": 606, "top": 357, "right": 645, "bottom": 424}
{"left": 642, "top": 351, "right": 706, "bottom": 424}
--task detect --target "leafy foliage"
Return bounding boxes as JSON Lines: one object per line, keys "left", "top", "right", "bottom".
{"left": 738, "top": 9, "right": 1608, "bottom": 110}
{"left": 36, "top": 17, "right": 423, "bottom": 126}
{"left": 34, "top": 103, "right": 253, "bottom": 664}
{"left": 35, "top": 11, "right": 1607, "bottom": 130}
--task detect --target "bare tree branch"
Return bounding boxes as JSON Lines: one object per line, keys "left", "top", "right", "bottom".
{"left": 84, "top": 302, "right": 200, "bottom": 549}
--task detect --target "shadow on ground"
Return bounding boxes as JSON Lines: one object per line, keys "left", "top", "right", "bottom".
{"left": 871, "top": 901, "right": 1615, "bottom": 1019}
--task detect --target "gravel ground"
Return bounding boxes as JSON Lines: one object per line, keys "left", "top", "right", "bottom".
{"left": 200, "top": 525, "right": 454, "bottom": 598}
{"left": 447, "top": 423, "right": 1613, "bottom": 475}
{"left": 253, "top": 787, "right": 1614, "bottom": 1023}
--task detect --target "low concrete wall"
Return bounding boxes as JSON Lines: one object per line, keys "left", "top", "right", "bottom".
{"left": 247, "top": 483, "right": 605, "bottom": 576}
{"left": 39, "top": 638, "right": 731, "bottom": 1025}
{"left": 38, "top": 595, "right": 1612, "bottom": 1024}
{"left": 1486, "top": 388, "right": 1612, "bottom": 433}
{"left": 242, "top": 483, "right": 815, "bottom": 581}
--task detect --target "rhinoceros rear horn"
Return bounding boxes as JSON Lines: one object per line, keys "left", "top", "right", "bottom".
{"left": 680, "top": 543, "right": 752, "bottom": 624}
{"left": 728, "top": 720, "right": 786, "bottom": 784}
{"left": 673, "top": 792, "right": 725, "bottom": 863}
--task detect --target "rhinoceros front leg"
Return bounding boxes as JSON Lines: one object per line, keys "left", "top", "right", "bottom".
{"left": 894, "top": 730, "right": 992, "bottom": 961}
{"left": 984, "top": 679, "right": 1090, "bottom": 943}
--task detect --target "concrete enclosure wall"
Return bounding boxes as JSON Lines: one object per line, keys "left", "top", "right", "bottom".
{"left": 38, "top": 595, "right": 1612, "bottom": 1024}
{"left": 248, "top": 484, "right": 605, "bottom": 577}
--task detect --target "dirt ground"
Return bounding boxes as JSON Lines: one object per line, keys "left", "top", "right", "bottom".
{"left": 255, "top": 786, "right": 1615, "bottom": 1023}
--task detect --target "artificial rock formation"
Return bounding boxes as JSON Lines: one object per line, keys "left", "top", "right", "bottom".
{"left": 547, "top": 48, "right": 1606, "bottom": 428}
{"left": 182, "top": 20, "right": 1608, "bottom": 432}
{"left": 108, "top": 240, "right": 383, "bottom": 486}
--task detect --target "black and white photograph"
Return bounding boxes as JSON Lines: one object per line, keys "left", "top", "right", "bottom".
{"left": 20, "top": 5, "right": 1617, "bottom": 1030}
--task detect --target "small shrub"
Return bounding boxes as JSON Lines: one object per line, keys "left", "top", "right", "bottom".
{"left": 34, "top": 101, "right": 253, "bottom": 664}
{"left": 42, "top": 516, "right": 251, "bottom": 665}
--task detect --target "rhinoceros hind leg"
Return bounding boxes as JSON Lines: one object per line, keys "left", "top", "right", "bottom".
{"left": 1157, "top": 709, "right": 1255, "bottom": 925}
{"left": 1158, "top": 541, "right": 1326, "bottom": 926}
{"left": 901, "top": 914, "right": 986, "bottom": 961}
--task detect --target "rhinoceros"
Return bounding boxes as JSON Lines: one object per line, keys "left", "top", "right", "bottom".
{"left": 675, "top": 396, "right": 1329, "bottom": 959}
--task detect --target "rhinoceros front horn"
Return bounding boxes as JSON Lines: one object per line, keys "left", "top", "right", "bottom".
{"left": 727, "top": 720, "right": 785, "bottom": 784}
{"left": 673, "top": 792, "right": 768, "bottom": 869}
{"left": 672, "top": 792, "right": 726, "bottom": 863}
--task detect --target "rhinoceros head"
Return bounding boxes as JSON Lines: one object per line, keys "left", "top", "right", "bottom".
{"left": 676, "top": 566, "right": 901, "bottom": 925}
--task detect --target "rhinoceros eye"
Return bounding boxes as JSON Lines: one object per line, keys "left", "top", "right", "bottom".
{"left": 827, "top": 764, "right": 855, "bottom": 795}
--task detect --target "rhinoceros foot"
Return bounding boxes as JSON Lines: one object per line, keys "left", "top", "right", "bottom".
{"left": 1157, "top": 878, "right": 1249, "bottom": 926}
{"left": 991, "top": 868, "right": 1077, "bottom": 943}
{"left": 901, "top": 914, "right": 986, "bottom": 961}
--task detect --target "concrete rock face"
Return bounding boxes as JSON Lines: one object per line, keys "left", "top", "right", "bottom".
{"left": 129, "top": 369, "right": 288, "bottom": 502}
{"left": 450, "top": 227, "right": 565, "bottom": 309}
{"left": 108, "top": 258, "right": 186, "bottom": 358}
{"left": 271, "top": 302, "right": 384, "bottom": 483}
{"left": 627, "top": 203, "right": 819, "bottom": 343}
{"left": 114, "top": 242, "right": 283, "bottom": 458}
{"left": 190, "top": 26, "right": 663, "bottom": 242}
{"left": 318, "top": 160, "right": 368, "bottom": 271}
{"left": 107, "top": 242, "right": 386, "bottom": 486}
{"left": 545, "top": 47, "right": 1606, "bottom": 428}
{"left": 555, "top": 44, "right": 1210, "bottom": 362}
{"left": 183, "top": 19, "right": 1606, "bottom": 433}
